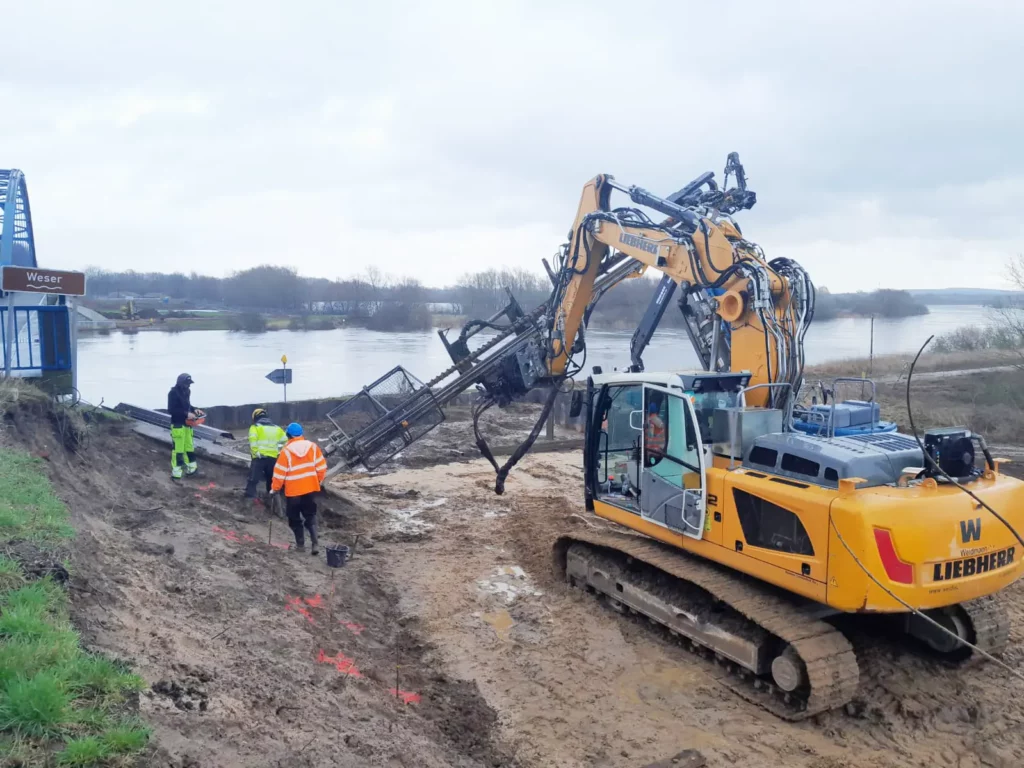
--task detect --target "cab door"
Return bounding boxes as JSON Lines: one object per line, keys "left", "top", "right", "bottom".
{"left": 640, "top": 385, "right": 706, "bottom": 540}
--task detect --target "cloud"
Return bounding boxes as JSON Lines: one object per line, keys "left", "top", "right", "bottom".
{"left": 2, "top": 0, "right": 1022, "bottom": 290}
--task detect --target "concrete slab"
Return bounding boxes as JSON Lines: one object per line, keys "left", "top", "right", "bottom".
{"left": 131, "top": 421, "right": 249, "bottom": 468}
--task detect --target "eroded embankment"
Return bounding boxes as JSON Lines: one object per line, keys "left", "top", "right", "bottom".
{"left": 1, "top": 397, "right": 517, "bottom": 767}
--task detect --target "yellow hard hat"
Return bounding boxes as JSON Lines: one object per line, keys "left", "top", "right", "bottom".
{"left": 252, "top": 408, "right": 267, "bottom": 422}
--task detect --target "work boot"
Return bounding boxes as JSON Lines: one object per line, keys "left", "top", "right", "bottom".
{"left": 294, "top": 543, "right": 306, "bottom": 553}
{"left": 186, "top": 461, "right": 198, "bottom": 476}
{"left": 171, "top": 466, "right": 183, "bottom": 480}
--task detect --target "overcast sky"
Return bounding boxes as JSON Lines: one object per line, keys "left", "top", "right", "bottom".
{"left": 3, "top": 1, "right": 1022, "bottom": 292}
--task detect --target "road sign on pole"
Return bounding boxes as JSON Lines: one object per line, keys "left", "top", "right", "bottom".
{"left": 265, "top": 369, "right": 292, "bottom": 385}
{"left": 267, "top": 359, "right": 291, "bottom": 402}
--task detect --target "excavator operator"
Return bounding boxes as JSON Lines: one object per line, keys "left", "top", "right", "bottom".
{"left": 644, "top": 397, "right": 667, "bottom": 461}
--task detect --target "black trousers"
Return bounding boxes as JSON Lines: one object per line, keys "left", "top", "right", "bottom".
{"left": 286, "top": 493, "right": 318, "bottom": 547}
{"left": 245, "top": 456, "right": 277, "bottom": 498}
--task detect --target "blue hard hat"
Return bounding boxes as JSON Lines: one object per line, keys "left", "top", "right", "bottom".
{"left": 286, "top": 422, "right": 303, "bottom": 437}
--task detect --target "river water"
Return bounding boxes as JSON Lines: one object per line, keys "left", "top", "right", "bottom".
{"left": 77, "top": 305, "right": 990, "bottom": 408}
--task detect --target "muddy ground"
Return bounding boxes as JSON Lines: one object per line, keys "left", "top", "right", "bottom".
{"left": 5, "top": 401, "right": 1024, "bottom": 767}
{"left": 332, "top": 452, "right": 1024, "bottom": 768}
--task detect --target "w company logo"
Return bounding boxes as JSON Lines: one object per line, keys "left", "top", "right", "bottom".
{"left": 960, "top": 518, "right": 982, "bottom": 543}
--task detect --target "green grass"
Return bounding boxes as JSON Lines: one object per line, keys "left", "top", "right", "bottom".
{"left": 0, "top": 555, "right": 24, "bottom": 592}
{"left": 58, "top": 735, "right": 111, "bottom": 766}
{"left": 0, "top": 672, "right": 72, "bottom": 737}
{"left": 0, "top": 450, "right": 75, "bottom": 543}
{"left": 0, "top": 444, "right": 150, "bottom": 765}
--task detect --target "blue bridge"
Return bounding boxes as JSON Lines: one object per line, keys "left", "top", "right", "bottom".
{"left": 1, "top": 169, "right": 74, "bottom": 387}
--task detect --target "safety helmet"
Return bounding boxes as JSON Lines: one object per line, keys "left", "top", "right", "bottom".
{"left": 176, "top": 373, "right": 193, "bottom": 387}
{"left": 252, "top": 408, "right": 268, "bottom": 423}
{"left": 286, "top": 422, "right": 303, "bottom": 438}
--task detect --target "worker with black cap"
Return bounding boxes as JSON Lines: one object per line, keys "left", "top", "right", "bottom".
{"left": 167, "top": 373, "right": 204, "bottom": 479}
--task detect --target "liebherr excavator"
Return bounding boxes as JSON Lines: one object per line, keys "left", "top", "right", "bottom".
{"left": 323, "top": 154, "right": 1024, "bottom": 719}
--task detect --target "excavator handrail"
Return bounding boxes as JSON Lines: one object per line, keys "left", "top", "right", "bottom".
{"left": 827, "top": 377, "right": 878, "bottom": 438}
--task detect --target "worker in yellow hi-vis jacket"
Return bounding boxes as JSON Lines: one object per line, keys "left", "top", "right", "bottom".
{"left": 245, "top": 408, "right": 287, "bottom": 498}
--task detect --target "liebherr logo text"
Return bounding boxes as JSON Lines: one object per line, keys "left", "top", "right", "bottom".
{"left": 931, "top": 546, "right": 1016, "bottom": 582}
{"left": 619, "top": 233, "right": 659, "bottom": 255}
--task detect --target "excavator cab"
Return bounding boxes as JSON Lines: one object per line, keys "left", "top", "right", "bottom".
{"left": 585, "top": 371, "right": 742, "bottom": 540}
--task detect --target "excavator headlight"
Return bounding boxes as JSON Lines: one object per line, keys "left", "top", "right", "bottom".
{"left": 873, "top": 528, "right": 914, "bottom": 585}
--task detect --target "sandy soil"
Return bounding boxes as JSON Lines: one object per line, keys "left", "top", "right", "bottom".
{"left": 6, "top": 401, "right": 1024, "bottom": 767}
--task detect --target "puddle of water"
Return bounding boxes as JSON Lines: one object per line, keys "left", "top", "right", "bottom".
{"left": 476, "top": 564, "right": 543, "bottom": 604}
{"left": 386, "top": 496, "right": 448, "bottom": 535}
{"left": 482, "top": 609, "right": 515, "bottom": 641}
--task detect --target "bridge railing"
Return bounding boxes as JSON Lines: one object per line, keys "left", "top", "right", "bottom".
{"left": 0, "top": 305, "right": 71, "bottom": 374}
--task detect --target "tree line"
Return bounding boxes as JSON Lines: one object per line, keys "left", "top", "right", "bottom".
{"left": 83, "top": 264, "right": 927, "bottom": 331}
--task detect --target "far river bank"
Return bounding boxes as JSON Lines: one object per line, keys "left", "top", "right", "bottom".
{"left": 77, "top": 304, "right": 991, "bottom": 409}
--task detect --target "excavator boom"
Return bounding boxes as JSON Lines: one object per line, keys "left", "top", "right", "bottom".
{"left": 324, "top": 155, "right": 803, "bottom": 474}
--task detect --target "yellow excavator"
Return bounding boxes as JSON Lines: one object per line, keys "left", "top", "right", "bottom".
{"left": 323, "top": 154, "right": 1024, "bottom": 719}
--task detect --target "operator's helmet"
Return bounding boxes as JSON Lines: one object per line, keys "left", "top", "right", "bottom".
{"left": 286, "top": 422, "right": 303, "bottom": 438}
{"left": 252, "top": 408, "right": 268, "bottom": 423}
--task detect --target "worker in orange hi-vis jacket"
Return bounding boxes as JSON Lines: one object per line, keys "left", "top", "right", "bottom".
{"left": 270, "top": 422, "right": 327, "bottom": 555}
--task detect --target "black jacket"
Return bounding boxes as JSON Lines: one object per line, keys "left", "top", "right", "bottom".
{"left": 168, "top": 385, "right": 192, "bottom": 428}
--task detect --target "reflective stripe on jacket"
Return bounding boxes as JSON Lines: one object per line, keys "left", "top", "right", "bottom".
{"left": 645, "top": 414, "right": 666, "bottom": 454}
{"left": 271, "top": 437, "right": 327, "bottom": 497}
{"left": 249, "top": 421, "right": 287, "bottom": 458}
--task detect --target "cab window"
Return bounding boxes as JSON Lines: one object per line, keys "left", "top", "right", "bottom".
{"left": 594, "top": 384, "right": 642, "bottom": 510}
{"left": 643, "top": 388, "right": 669, "bottom": 467}
{"left": 645, "top": 387, "right": 702, "bottom": 492}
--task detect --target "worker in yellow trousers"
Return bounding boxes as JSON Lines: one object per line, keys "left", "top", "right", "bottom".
{"left": 167, "top": 373, "right": 203, "bottom": 479}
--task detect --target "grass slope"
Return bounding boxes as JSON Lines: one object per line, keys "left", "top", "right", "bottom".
{"left": 0, "top": 447, "right": 149, "bottom": 766}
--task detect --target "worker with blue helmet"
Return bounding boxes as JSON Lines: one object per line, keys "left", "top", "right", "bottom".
{"left": 271, "top": 422, "right": 327, "bottom": 555}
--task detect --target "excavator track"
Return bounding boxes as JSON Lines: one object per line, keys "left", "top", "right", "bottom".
{"left": 961, "top": 595, "right": 1011, "bottom": 657}
{"left": 555, "top": 529, "right": 860, "bottom": 721}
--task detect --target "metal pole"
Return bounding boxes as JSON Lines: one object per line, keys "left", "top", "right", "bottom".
{"left": 546, "top": 404, "right": 555, "bottom": 440}
{"left": 869, "top": 314, "right": 874, "bottom": 375}
{"left": 4, "top": 292, "right": 13, "bottom": 379}
{"left": 283, "top": 363, "right": 287, "bottom": 403}
{"left": 709, "top": 320, "right": 721, "bottom": 372}
{"left": 68, "top": 298, "right": 78, "bottom": 394}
